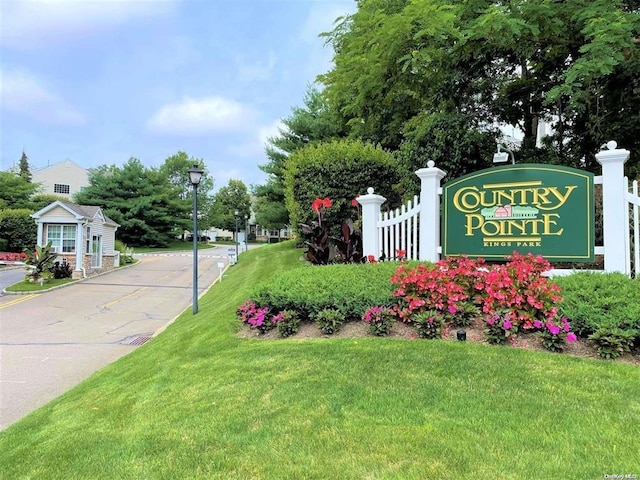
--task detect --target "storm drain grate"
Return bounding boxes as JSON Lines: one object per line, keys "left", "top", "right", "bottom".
{"left": 119, "top": 334, "right": 153, "bottom": 346}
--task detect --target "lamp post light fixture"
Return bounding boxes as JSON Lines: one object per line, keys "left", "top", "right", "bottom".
{"left": 244, "top": 213, "right": 249, "bottom": 251}
{"left": 188, "top": 164, "right": 204, "bottom": 315}
{"left": 493, "top": 144, "right": 516, "bottom": 165}
{"left": 234, "top": 209, "right": 239, "bottom": 260}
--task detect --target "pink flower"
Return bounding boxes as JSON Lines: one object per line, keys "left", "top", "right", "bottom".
{"left": 448, "top": 305, "right": 457, "bottom": 314}
{"left": 533, "top": 320, "right": 542, "bottom": 329}
{"left": 548, "top": 325, "right": 561, "bottom": 335}
{"left": 566, "top": 332, "right": 577, "bottom": 343}
{"left": 503, "top": 319, "right": 512, "bottom": 330}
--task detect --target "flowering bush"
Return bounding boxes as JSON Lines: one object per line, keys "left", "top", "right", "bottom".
{"left": 536, "top": 317, "right": 577, "bottom": 352}
{"left": 273, "top": 310, "right": 300, "bottom": 338}
{"left": 237, "top": 300, "right": 276, "bottom": 334}
{"left": 362, "top": 306, "right": 396, "bottom": 336}
{"left": 392, "top": 252, "right": 576, "bottom": 351}
{"left": 0, "top": 252, "right": 27, "bottom": 262}
{"left": 413, "top": 310, "right": 445, "bottom": 339}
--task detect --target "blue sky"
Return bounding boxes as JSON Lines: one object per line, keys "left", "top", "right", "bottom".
{"left": 0, "top": 0, "right": 355, "bottom": 191}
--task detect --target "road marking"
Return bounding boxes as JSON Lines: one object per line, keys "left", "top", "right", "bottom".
{"left": 22, "top": 356, "right": 74, "bottom": 362}
{"left": 0, "top": 294, "right": 37, "bottom": 309}
{"left": 102, "top": 287, "right": 148, "bottom": 309}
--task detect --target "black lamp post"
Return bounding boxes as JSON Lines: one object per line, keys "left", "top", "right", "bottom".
{"left": 188, "top": 164, "right": 204, "bottom": 315}
{"left": 244, "top": 213, "right": 249, "bottom": 251}
{"left": 234, "top": 209, "right": 239, "bottom": 260}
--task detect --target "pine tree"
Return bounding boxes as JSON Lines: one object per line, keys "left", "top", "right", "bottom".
{"left": 18, "top": 150, "right": 32, "bottom": 182}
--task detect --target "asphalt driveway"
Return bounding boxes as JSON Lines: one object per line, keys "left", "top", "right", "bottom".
{"left": 0, "top": 246, "right": 235, "bottom": 430}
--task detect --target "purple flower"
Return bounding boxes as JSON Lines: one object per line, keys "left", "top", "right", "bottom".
{"left": 548, "top": 325, "right": 561, "bottom": 335}
{"left": 563, "top": 323, "right": 571, "bottom": 332}
{"left": 533, "top": 320, "right": 542, "bottom": 329}
{"left": 448, "top": 305, "right": 457, "bottom": 314}
{"left": 487, "top": 317, "right": 495, "bottom": 325}
{"left": 503, "top": 320, "right": 512, "bottom": 330}
{"left": 566, "top": 332, "right": 577, "bottom": 343}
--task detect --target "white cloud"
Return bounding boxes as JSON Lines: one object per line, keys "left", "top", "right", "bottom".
{"left": 1, "top": 0, "right": 178, "bottom": 49}
{"left": 0, "top": 68, "right": 86, "bottom": 125}
{"left": 146, "top": 96, "right": 257, "bottom": 136}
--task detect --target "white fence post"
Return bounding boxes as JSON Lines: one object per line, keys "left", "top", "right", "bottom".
{"left": 357, "top": 187, "right": 386, "bottom": 259}
{"left": 595, "top": 141, "right": 631, "bottom": 274}
{"left": 415, "top": 161, "right": 447, "bottom": 262}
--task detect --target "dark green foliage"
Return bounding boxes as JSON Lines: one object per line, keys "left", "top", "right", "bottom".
{"left": 284, "top": 139, "right": 403, "bottom": 234}
{"left": 29, "top": 194, "right": 70, "bottom": 212}
{"left": 207, "top": 179, "right": 251, "bottom": 233}
{"left": 276, "top": 310, "right": 301, "bottom": 338}
{"left": 74, "top": 158, "right": 190, "bottom": 247}
{"left": 0, "top": 171, "right": 39, "bottom": 210}
{"left": 250, "top": 261, "right": 410, "bottom": 321}
{"left": 50, "top": 259, "right": 73, "bottom": 279}
{"left": 555, "top": 272, "right": 640, "bottom": 358}
{"left": 554, "top": 273, "right": 640, "bottom": 336}
{"left": 23, "top": 241, "right": 57, "bottom": 282}
{"left": 588, "top": 328, "right": 636, "bottom": 360}
{"left": 18, "top": 151, "right": 32, "bottom": 183}
{"left": 0, "top": 209, "right": 37, "bottom": 252}
{"left": 315, "top": 308, "right": 344, "bottom": 334}
{"left": 414, "top": 310, "right": 445, "bottom": 339}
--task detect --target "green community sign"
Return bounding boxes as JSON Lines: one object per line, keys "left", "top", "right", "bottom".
{"left": 442, "top": 164, "right": 594, "bottom": 261}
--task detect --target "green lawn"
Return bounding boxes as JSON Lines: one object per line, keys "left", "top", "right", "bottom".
{"left": 0, "top": 241, "right": 638, "bottom": 479}
{"left": 133, "top": 240, "right": 216, "bottom": 253}
{"left": 4, "top": 277, "right": 77, "bottom": 292}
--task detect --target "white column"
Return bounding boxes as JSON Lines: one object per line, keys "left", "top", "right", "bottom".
{"left": 415, "top": 161, "right": 447, "bottom": 262}
{"left": 357, "top": 187, "right": 386, "bottom": 259}
{"left": 595, "top": 141, "right": 630, "bottom": 274}
{"left": 36, "top": 221, "right": 43, "bottom": 246}
{"left": 75, "top": 221, "right": 84, "bottom": 272}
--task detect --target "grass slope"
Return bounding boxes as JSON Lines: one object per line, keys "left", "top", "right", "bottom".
{"left": 0, "top": 242, "right": 638, "bottom": 479}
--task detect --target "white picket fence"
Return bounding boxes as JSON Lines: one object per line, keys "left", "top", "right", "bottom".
{"left": 358, "top": 143, "right": 640, "bottom": 277}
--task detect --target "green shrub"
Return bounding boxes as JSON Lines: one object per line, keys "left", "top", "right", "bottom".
{"left": 115, "top": 240, "right": 135, "bottom": 264}
{"left": 362, "top": 306, "right": 396, "bottom": 336}
{"left": 275, "top": 310, "right": 300, "bottom": 338}
{"left": 588, "top": 328, "right": 636, "bottom": 359}
{"left": 284, "top": 139, "right": 403, "bottom": 236}
{"left": 0, "top": 208, "right": 36, "bottom": 252}
{"left": 554, "top": 272, "right": 640, "bottom": 336}
{"left": 315, "top": 308, "right": 344, "bottom": 334}
{"left": 414, "top": 310, "right": 444, "bottom": 339}
{"left": 250, "top": 261, "right": 415, "bottom": 322}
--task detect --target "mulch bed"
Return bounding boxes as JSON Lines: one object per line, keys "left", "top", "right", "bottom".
{"left": 238, "top": 317, "right": 640, "bottom": 367}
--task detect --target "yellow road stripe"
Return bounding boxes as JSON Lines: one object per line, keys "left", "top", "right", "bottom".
{"left": 0, "top": 294, "right": 38, "bottom": 309}
{"left": 102, "top": 287, "right": 148, "bottom": 309}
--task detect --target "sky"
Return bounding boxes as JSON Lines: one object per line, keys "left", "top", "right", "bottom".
{"left": 0, "top": 0, "right": 356, "bottom": 191}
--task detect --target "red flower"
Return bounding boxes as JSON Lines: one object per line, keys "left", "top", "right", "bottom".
{"left": 396, "top": 249, "right": 406, "bottom": 259}
{"left": 367, "top": 255, "right": 378, "bottom": 264}
{"left": 351, "top": 198, "right": 359, "bottom": 207}
{"left": 311, "top": 197, "right": 333, "bottom": 213}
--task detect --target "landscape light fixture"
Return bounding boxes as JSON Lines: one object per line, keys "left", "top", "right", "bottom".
{"left": 188, "top": 164, "right": 204, "bottom": 315}
{"left": 457, "top": 330, "right": 467, "bottom": 342}
{"left": 234, "top": 209, "right": 239, "bottom": 260}
{"left": 493, "top": 144, "right": 515, "bottom": 165}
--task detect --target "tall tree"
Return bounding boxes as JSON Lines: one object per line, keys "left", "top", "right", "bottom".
{"left": 0, "top": 171, "right": 39, "bottom": 209}
{"left": 319, "top": 0, "right": 640, "bottom": 176}
{"left": 208, "top": 179, "right": 251, "bottom": 233}
{"left": 74, "top": 158, "right": 190, "bottom": 247}
{"left": 158, "top": 151, "right": 215, "bottom": 230}
{"left": 18, "top": 150, "right": 32, "bottom": 182}
{"left": 254, "top": 86, "right": 345, "bottom": 229}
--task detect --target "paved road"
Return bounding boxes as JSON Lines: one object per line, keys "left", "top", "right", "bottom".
{"left": 0, "top": 246, "right": 237, "bottom": 430}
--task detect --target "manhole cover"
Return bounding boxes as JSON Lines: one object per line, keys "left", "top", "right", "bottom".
{"left": 119, "top": 334, "right": 153, "bottom": 346}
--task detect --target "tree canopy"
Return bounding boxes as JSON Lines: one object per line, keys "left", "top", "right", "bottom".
{"left": 208, "top": 179, "right": 251, "bottom": 233}
{"left": 319, "top": 0, "right": 640, "bottom": 177}
{"left": 74, "top": 158, "right": 194, "bottom": 247}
